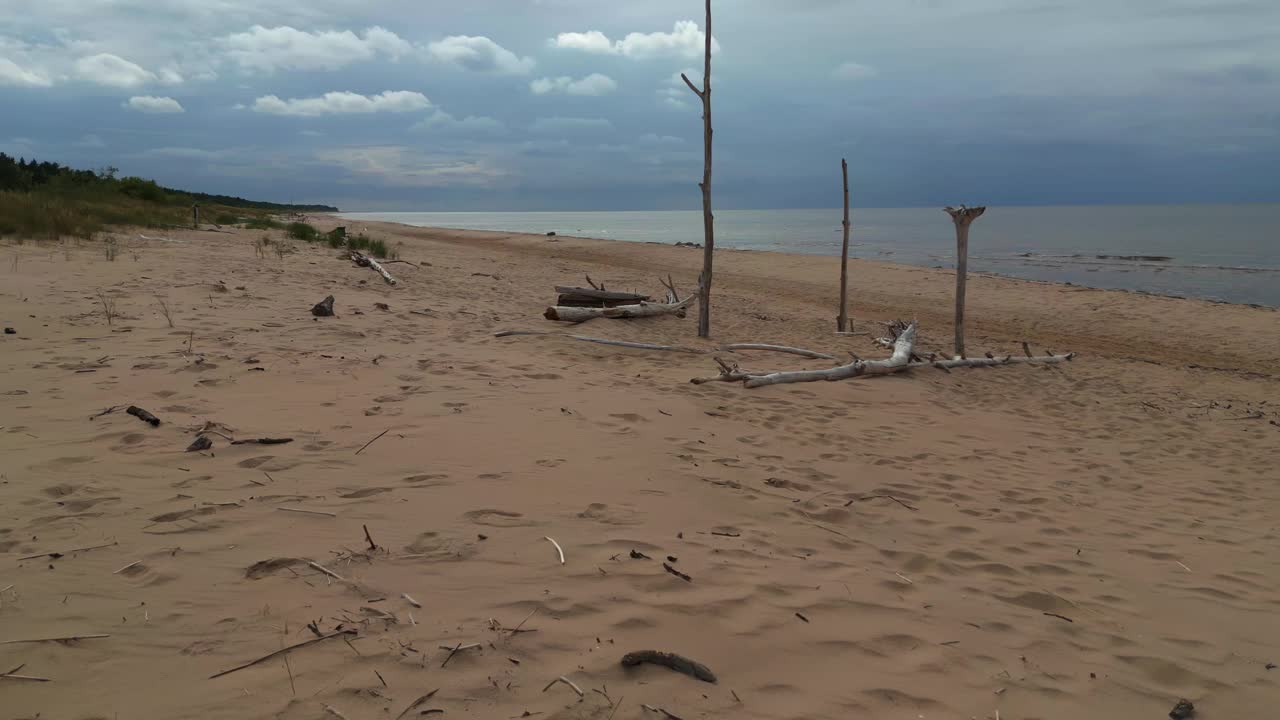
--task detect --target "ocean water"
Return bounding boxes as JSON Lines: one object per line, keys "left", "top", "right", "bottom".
{"left": 341, "top": 205, "right": 1280, "bottom": 307}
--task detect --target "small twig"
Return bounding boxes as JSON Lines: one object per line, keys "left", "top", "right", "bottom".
{"left": 643, "top": 704, "right": 685, "bottom": 720}
{"left": 0, "top": 664, "right": 51, "bottom": 682}
{"left": 210, "top": 629, "right": 356, "bottom": 678}
{"left": 894, "top": 572, "right": 913, "bottom": 585}
{"left": 542, "top": 675, "right": 585, "bottom": 697}
{"left": 544, "top": 536, "right": 565, "bottom": 565}
{"left": 1, "top": 634, "right": 111, "bottom": 646}
{"left": 113, "top": 560, "right": 142, "bottom": 574}
{"left": 89, "top": 405, "right": 123, "bottom": 420}
{"left": 437, "top": 643, "right": 482, "bottom": 652}
{"left": 19, "top": 541, "right": 116, "bottom": 561}
{"left": 845, "top": 494, "right": 918, "bottom": 511}
{"left": 508, "top": 607, "right": 539, "bottom": 636}
{"left": 402, "top": 593, "right": 422, "bottom": 608}
{"left": 395, "top": 689, "right": 440, "bottom": 720}
{"left": 308, "top": 561, "right": 345, "bottom": 581}
{"left": 363, "top": 524, "right": 379, "bottom": 551}
{"left": 1043, "top": 612, "right": 1074, "bottom": 623}
{"left": 373, "top": 669, "right": 387, "bottom": 687}
{"left": 355, "top": 428, "right": 390, "bottom": 455}
{"left": 440, "top": 642, "right": 465, "bottom": 668}
{"left": 276, "top": 507, "right": 336, "bottom": 517}
{"left": 662, "top": 563, "right": 692, "bottom": 583}
{"left": 323, "top": 704, "right": 348, "bottom": 719}
{"left": 1176, "top": 561, "right": 1192, "bottom": 573}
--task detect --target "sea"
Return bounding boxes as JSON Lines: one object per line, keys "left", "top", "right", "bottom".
{"left": 340, "top": 205, "right": 1280, "bottom": 307}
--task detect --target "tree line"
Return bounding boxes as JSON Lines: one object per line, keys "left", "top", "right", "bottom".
{"left": 0, "top": 152, "right": 337, "bottom": 212}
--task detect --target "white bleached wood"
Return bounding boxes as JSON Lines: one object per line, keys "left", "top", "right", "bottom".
{"left": 739, "top": 323, "right": 917, "bottom": 388}
{"left": 350, "top": 251, "right": 396, "bottom": 285}
{"left": 544, "top": 295, "right": 695, "bottom": 322}
{"left": 721, "top": 344, "right": 837, "bottom": 361}
{"left": 915, "top": 352, "right": 1075, "bottom": 370}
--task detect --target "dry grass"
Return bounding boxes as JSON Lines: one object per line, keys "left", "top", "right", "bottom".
{"left": 155, "top": 296, "right": 175, "bottom": 328}
{"left": 96, "top": 290, "right": 117, "bottom": 326}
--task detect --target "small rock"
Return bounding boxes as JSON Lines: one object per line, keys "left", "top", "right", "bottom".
{"left": 545, "top": 231, "right": 557, "bottom": 236}
{"left": 311, "top": 295, "right": 336, "bottom": 317}
{"left": 3, "top": 327, "right": 14, "bottom": 334}
{"left": 1169, "top": 699, "right": 1195, "bottom": 720}
{"left": 186, "top": 435, "right": 213, "bottom": 452}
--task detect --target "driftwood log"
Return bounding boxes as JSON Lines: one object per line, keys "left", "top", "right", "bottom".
{"left": 554, "top": 286, "right": 650, "bottom": 308}
{"left": 127, "top": 406, "right": 161, "bottom": 426}
{"left": 545, "top": 295, "right": 695, "bottom": 322}
{"left": 621, "top": 650, "right": 717, "bottom": 683}
{"left": 350, "top": 251, "right": 396, "bottom": 285}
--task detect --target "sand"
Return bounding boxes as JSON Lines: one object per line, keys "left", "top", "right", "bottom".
{"left": 1, "top": 219, "right": 1278, "bottom": 719}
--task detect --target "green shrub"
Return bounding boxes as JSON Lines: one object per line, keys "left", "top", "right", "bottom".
{"left": 245, "top": 217, "right": 284, "bottom": 230}
{"left": 213, "top": 212, "right": 241, "bottom": 225}
{"left": 286, "top": 221, "right": 318, "bottom": 242}
{"left": 366, "top": 238, "right": 389, "bottom": 258}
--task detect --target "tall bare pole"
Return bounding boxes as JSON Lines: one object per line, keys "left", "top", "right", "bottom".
{"left": 681, "top": 0, "right": 714, "bottom": 338}
{"left": 944, "top": 205, "right": 986, "bottom": 358}
{"left": 836, "top": 158, "right": 850, "bottom": 332}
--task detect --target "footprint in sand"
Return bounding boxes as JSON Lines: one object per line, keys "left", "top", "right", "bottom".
{"left": 463, "top": 509, "right": 535, "bottom": 527}
{"left": 577, "top": 503, "right": 641, "bottom": 526}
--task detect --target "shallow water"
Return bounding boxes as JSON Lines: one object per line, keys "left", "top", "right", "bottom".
{"left": 342, "top": 204, "right": 1280, "bottom": 306}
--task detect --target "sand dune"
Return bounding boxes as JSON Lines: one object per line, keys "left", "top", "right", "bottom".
{"left": 2, "top": 220, "right": 1278, "bottom": 719}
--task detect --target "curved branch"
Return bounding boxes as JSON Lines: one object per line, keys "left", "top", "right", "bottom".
{"left": 681, "top": 73, "right": 704, "bottom": 98}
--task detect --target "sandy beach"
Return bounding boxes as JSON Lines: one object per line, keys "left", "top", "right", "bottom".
{"left": 2, "top": 219, "right": 1278, "bottom": 719}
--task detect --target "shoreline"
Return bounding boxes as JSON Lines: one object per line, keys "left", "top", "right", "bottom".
{"left": 322, "top": 213, "right": 1280, "bottom": 312}
{"left": 331, "top": 215, "right": 1280, "bottom": 311}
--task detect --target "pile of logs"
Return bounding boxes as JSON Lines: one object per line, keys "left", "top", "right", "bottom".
{"left": 545, "top": 276, "right": 695, "bottom": 323}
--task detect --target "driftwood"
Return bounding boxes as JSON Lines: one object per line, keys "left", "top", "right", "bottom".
{"left": 495, "top": 330, "right": 703, "bottom": 354}
{"left": 350, "top": 251, "right": 396, "bottom": 285}
{"left": 682, "top": 0, "right": 715, "bottom": 337}
{"left": 554, "top": 286, "right": 650, "bottom": 308}
{"left": 721, "top": 344, "right": 836, "bottom": 360}
{"left": 545, "top": 295, "right": 695, "bottom": 322}
{"left": 945, "top": 206, "right": 986, "bottom": 357}
{"left": 837, "top": 158, "right": 851, "bottom": 332}
{"left": 127, "top": 406, "right": 160, "bottom": 426}
{"left": 230, "top": 437, "right": 293, "bottom": 445}
{"left": 621, "top": 650, "right": 717, "bottom": 683}
{"left": 1, "top": 633, "right": 110, "bottom": 645}
{"left": 312, "top": 295, "right": 336, "bottom": 317}
{"left": 735, "top": 323, "right": 918, "bottom": 388}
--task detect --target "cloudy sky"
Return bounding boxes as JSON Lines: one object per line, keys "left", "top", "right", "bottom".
{"left": 1, "top": 0, "right": 1277, "bottom": 210}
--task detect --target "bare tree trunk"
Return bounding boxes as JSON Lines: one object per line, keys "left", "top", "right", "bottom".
{"left": 944, "top": 206, "right": 986, "bottom": 358}
{"left": 837, "top": 158, "right": 851, "bottom": 332}
{"left": 192, "top": 204, "right": 199, "bottom": 230}
{"left": 682, "top": 0, "right": 714, "bottom": 338}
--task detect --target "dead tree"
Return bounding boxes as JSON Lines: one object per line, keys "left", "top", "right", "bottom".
{"left": 944, "top": 205, "right": 986, "bottom": 358}
{"left": 545, "top": 276, "right": 693, "bottom": 322}
{"left": 681, "top": 0, "right": 715, "bottom": 338}
{"left": 837, "top": 158, "right": 851, "bottom": 332}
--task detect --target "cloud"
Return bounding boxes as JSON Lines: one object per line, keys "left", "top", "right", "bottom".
{"left": 75, "top": 53, "right": 156, "bottom": 87}
{"left": 550, "top": 21, "right": 718, "bottom": 59}
{"left": 427, "top": 36, "right": 534, "bottom": 75}
{"left": 530, "top": 73, "right": 617, "bottom": 96}
{"left": 638, "top": 133, "right": 684, "bottom": 146}
{"left": 834, "top": 61, "right": 877, "bottom": 80}
{"left": 410, "top": 110, "right": 508, "bottom": 135}
{"left": 141, "top": 147, "right": 230, "bottom": 160}
{"left": 223, "top": 25, "right": 412, "bottom": 72}
{"left": 0, "top": 57, "right": 52, "bottom": 87}
{"left": 658, "top": 69, "right": 698, "bottom": 109}
{"left": 250, "top": 90, "right": 431, "bottom": 117}
{"left": 126, "top": 95, "right": 185, "bottom": 113}
{"left": 530, "top": 116, "right": 613, "bottom": 134}
{"left": 315, "top": 145, "right": 508, "bottom": 187}
{"left": 158, "top": 67, "right": 185, "bottom": 85}
{"left": 76, "top": 134, "right": 106, "bottom": 148}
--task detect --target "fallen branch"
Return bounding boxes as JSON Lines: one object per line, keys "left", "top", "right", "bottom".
{"left": 737, "top": 322, "right": 918, "bottom": 388}
{"left": 209, "top": 629, "right": 357, "bottom": 679}
{"left": 230, "top": 437, "right": 294, "bottom": 445}
{"left": 544, "top": 536, "right": 565, "bottom": 565}
{"left": 350, "top": 251, "right": 396, "bottom": 285}
{"left": 621, "top": 650, "right": 717, "bottom": 683}
{"left": 495, "top": 330, "right": 702, "bottom": 354}
{"left": 1, "top": 664, "right": 51, "bottom": 682}
{"left": 1, "top": 634, "right": 110, "bottom": 646}
{"left": 89, "top": 405, "right": 123, "bottom": 420}
{"left": 911, "top": 352, "right": 1075, "bottom": 370}
{"left": 402, "top": 593, "right": 421, "bottom": 608}
{"left": 720, "top": 344, "right": 836, "bottom": 360}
